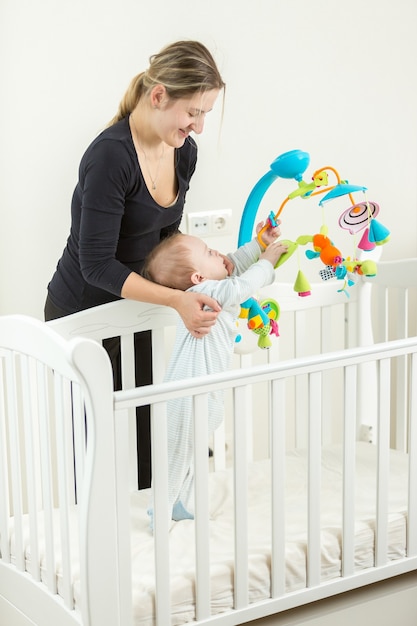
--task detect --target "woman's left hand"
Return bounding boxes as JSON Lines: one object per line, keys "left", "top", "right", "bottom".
{"left": 172, "top": 290, "right": 221, "bottom": 338}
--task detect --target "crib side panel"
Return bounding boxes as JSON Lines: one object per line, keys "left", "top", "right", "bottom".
{"left": 115, "top": 336, "right": 417, "bottom": 626}
{"left": 0, "top": 319, "right": 85, "bottom": 622}
{"left": 0, "top": 316, "right": 132, "bottom": 626}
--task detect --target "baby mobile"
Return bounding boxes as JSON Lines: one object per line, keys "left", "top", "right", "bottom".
{"left": 236, "top": 149, "right": 390, "bottom": 349}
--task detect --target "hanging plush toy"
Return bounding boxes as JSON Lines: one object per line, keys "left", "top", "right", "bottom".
{"left": 305, "top": 233, "right": 343, "bottom": 267}
{"left": 237, "top": 297, "right": 280, "bottom": 349}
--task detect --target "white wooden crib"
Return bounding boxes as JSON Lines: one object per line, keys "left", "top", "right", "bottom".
{"left": 1, "top": 257, "right": 417, "bottom": 626}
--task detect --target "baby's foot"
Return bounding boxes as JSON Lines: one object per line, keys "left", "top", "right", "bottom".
{"left": 172, "top": 500, "right": 194, "bottom": 521}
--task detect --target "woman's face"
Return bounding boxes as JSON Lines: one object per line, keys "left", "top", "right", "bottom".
{"left": 157, "top": 88, "right": 220, "bottom": 148}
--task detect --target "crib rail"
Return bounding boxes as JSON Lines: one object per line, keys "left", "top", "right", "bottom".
{"left": 114, "top": 336, "right": 417, "bottom": 625}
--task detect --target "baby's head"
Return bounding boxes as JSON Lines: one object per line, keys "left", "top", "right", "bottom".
{"left": 143, "top": 233, "right": 228, "bottom": 290}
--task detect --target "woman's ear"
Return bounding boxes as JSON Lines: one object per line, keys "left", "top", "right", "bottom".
{"left": 190, "top": 272, "right": 205, "bottom": 285}
{"left": 150, "top": 84, "right": 167, "bottom": 109}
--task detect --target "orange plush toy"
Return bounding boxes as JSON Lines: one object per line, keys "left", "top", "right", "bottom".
{"left": 308, "top": 233, "right": 343, "bottom": 267}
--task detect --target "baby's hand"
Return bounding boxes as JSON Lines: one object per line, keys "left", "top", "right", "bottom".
{"left": 256, "top": 217, "right": 282, "bottom": 247}
{"left": 260, "top": 240, "right": 289, "bottom": 267}
{"left": 219, "top": 253, "right": 234, "bottom": 276}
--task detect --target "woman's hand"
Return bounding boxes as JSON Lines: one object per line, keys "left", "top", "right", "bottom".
{"left": 121, "top": 272, "right": 220, "bottom": 338}
{"left": 172, "top": 290, "right": 221, "bottom": 338}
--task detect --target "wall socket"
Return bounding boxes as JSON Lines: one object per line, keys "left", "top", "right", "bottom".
{"left": 187, "top": 209, "right": 233, "bottom": 237}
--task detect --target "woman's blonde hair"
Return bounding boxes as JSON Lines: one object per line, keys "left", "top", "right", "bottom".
{"left": 143, "top": 233, "right": 197, "bottom": 291}
{"left": 108, "top": 40, "right": 225, "bottom": 126}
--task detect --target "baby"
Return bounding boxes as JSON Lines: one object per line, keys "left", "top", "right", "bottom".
{"left": 143, "top": 221, "right": 288, "bottom": 526}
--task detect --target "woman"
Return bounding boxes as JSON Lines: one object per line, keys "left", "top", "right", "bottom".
{"left": 45, "top": 40, "right": 226, "bottom": 487}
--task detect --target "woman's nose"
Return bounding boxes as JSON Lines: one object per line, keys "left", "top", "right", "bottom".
{"left": 191, "top": 115, "right": 205, "bottom": 135}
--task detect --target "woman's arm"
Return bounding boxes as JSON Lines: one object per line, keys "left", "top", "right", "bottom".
{"left": 121, "top": 271, "right": 220, "bottom": 337}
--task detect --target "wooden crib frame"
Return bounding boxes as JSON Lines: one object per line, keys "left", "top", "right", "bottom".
{"left": 1, "top": 258, "right": 417, "bottom": 625}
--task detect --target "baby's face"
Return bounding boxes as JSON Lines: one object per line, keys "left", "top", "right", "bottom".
{"left": 186, "top": 235, "right": 228, "bottom": 280}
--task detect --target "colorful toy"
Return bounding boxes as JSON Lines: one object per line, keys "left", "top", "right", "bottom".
{"left": 237, "top": 297, "right": 280, "bottom": 349}
{"left": 238, "top": 149, "right": 390, "bottom": 298}
{"left": 305, "top": 232, "right": 343, "bottom": 266}
{"left": 293, "top": 269, "right": 311, "bottom": 297}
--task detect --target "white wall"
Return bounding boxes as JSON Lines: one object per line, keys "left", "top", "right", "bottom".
{"left": 1, "top": 0, "right": 416, "bottom": 318}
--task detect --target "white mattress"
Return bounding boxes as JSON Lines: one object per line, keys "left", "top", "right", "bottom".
{"left": 8, "top": 443, "right": 409, "bottom": 625}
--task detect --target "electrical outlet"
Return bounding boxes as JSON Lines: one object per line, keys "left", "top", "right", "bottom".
{"left": 187, "top": 209, "right": 232, "bottom": 237}
{"left": 187, "top": 213, "right": 211, "bottom": 236}
{"left": 211, "top": 210, "right": 232, "bottom": 234}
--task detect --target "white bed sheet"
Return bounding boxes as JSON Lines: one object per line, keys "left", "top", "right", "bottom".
{"left": 7, "top": 443, "right": 409, "bottom": 625}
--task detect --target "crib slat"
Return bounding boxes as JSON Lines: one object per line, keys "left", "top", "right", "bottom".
{"left": 395, "top": 352, "right": 408, "bottom": 451}
{"left": 120, "top": 332, "right": 136, "bottom": 387}
{"left": 270, "top": 378, "right": 286, "bottom": 598}
{"left": 295, "top": 310, "right": 307, "bottom": 448}
{"left": 5, "top": 352, "right": 25, "bottom": 571}
{"left": 213, "top": 417, "right": 226, "bottom": 471}
{"left": 61, "top": 379, "right": 77, "bottom": 505}
{"left": 21, "top": 355, "right": 41, "bottom": 581}
{"left": 54, "top": 372, "right": 74, "bottom": 608}
{"left": 113, "top": 407, "right": 134, "bottom": 626}
{"left": 395, "top": 289, "right": 409, "bottom": 450}
{"left": 151, "top": 400, "right": 171, "bottom": 626}
{"left": 344, "top": 299, "right": 357, "bottom": 349}
{"left": 376, "top": 287, "right": 389, "bottom": 342}
{"left": 320, "top": 306, "right": 332, "bottom": 354}
{"left": 342, "top": 364, "right": 357, "bottom": 577}
{"left": 406, "top": 352, "right": 417, "bottom": 556}
{"left": 375, "top": 359, "right": 391, "bottom": 567}
{"left": 239, "top": 353, "right": 254, "bottom": 463}
{"left": 294, "top": 309, "right": 307, "bottom": 356}
{"left": 396, "top": 288, "right": 408, "bottom": 339}
{"left": 193, "top": 393, "right": 211, "bottom": 620}
{"left": 37, "top": 361, "right": 57, "bottom": 594}
{"left": 321, "top": 302, "right": 350, "bottom": 445}
{"left": 307, "top": 371, "right": 322, "bottom": 588}
{"left": 233, "top": 385, "right": 249, "bottom": 609}
{"left": 0, "top": 352, "right": 11, "bottom": 563}
{"left": 295, "top": 376, "right": 308, "bottom": 449}
{"left": 120, "top": 333, "right": 138, "bottom": 490}
{"left": 72, "top": 381, "right": 86, "bottom": 503}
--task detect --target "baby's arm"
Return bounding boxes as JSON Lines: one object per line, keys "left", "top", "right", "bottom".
{"left": 256, "top": 218, "right": 282, "bottom": 247}
{"left": 202, "top": 240, "right": 288, "bottom": 310}
{"left": 225, "top": 217, "right": 285, "bottom": 277}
